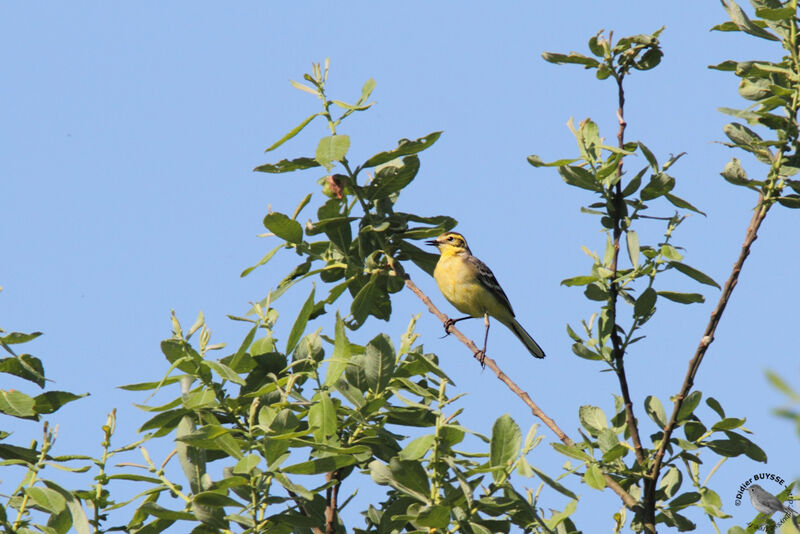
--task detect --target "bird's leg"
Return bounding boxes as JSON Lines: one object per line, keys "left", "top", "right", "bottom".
{"left": 442, "top": 315, "right": 473, "bottom": 337}
{"left": 476, "top": 312, "right": 490, "bottom": 367}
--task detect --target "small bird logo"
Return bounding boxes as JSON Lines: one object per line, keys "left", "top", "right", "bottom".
{"left": 747, "top": 484, "right": 796, "bottom": 518}
{"left": 426, "top": 232, "right": 545, "bottom": 362}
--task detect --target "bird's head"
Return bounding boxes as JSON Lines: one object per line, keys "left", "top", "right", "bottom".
{"left": 426, "top": 232, "right": 470, "bottom": 255}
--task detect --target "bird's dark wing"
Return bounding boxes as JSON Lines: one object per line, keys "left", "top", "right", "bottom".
{"left": 467, "top": 254, "right": 515, "bottom": 316}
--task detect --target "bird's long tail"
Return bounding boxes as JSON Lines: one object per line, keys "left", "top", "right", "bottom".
{"left": 502, "top": 318, "right": 546, "bottom": 359}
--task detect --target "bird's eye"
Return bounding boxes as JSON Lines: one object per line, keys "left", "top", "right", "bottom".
{"left": 447, "top": 236, "right": 454, "bottom": 242}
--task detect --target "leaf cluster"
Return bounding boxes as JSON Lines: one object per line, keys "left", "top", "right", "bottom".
{"left": 249, "top": 63, "right": 454, "bottom": 330}
{"left": 711, "top": 0, "right": 800, "bottom": 209}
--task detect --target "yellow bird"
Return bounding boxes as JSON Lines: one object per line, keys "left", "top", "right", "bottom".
{"left": 426, "top": 232, "right": 546, "bottom": 360}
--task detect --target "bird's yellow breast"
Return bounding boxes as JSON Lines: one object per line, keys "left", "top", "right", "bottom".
{"left": 433, "top": 252, "right": 504, "bottom": 319}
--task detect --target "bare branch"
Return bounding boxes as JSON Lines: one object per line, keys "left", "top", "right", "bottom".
{"left": 609, "top": 70, "right": 646, "bottom": 468}
{"left": 644, "top": 195, "right": 770, "bottom": 521}
{"left": 325, "top": 470, "right": 341, "bottom": 534}
{"left": 401, "top": 273, "right": 638, "bottom": 510}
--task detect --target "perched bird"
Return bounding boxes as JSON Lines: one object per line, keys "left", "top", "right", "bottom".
{"left": 426, "top": 232, "right": 545, "bottom": 361}
{"left": 747, "top": 484, "right": 797, "bottom": 517}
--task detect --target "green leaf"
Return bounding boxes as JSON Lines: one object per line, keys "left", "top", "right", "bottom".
{"left": 658, "top": 291, "right": 704, "bottom": 304}
{"left": 660, "top": 466, "right": 682, "bottom": 498}
{"left": 396, "top": 239, "right": 439, "bottom": 276}
{"left": 0, "top": 354, "right": 45, "bottom": 387}
{"left": 362, "top": 132, "right": 442, "bottom": 168}
{"left": 720, "top": 158, "right": 754, "bottom": 187}
{"left": 669, "top": 491, "right": 702, "bottom": 510}
{"left": 119, "top": 375, "right": 183, "bottom": 391}
{"left": 572, "top": 342, "right": 602, "bottom": 360}
{"left": 777, "top": 194, "right": 800, "bottom": 209}
{"left": 43, "top": 481, "right": 92, "bottom": 534}
{"left": 660, "top": 244, "right": 683, "bottom": 261}
{"left": 138, "top": 502, "right": 195, "bottom": 521}
{"left": 263, "top": 212, "right": 303, "bottom": 244}
{"left": 665, "top": 193, "right": 706, "bottom": 216}
{"left": 530, "top": 465, "right": 579, "bottom": 499}
{"left": 755, "top": 6, "right": 796, "bottom": 20}
{"left": 366, "top": 155, "right": 420, "bottom": 201}
{"left": 264, "top": 113, "right": 321, "bottom": 153}
{"left": 33, "top": 391, "right": 86, "bottom": 415}
{"left": 192, "top": 491, "right": 242, "bottom": 507}
{"left": 634, "top": 288, "right": 657, "bottom": 317}
{"left": 566, "top": 324, "right": 582, "bottom": 342}
{"left": 0, "top": 331, "right": 43, "bottom": 344}
{"left": 369, "top": 460, "right": 430, "bottom": 504}
{"left": 25, "top": 487, "right": 66, "bottom": 514}
{"left": 359, "top": 78, "right": 376, "bottom": 103}
{"left": 254, "top": 156, "right": 320, "bottom": 174}
{"left": 364, "top": 334, "right": 395, "bottom": 393}
{"left": 527, "top": 154, "right": 579, "bottom": 167}
{"left": 638, "top": 142, "right": 659, "bottom": 169}
{"left": 286, "top": 286, "right": 316, "bottom": 355}
{"left": 640, "top": 172, "right": 675, "bottom": 200}
{"left": 324, "top": 312, "right": 351, "bottom": 387}
{"left": 706, "top": 439, "right": 746, "bottom": 457}
{"left": 706, "top": 397, "right": 726, "bottom": 418}
{"left": 645, "top": 395, "right": 667, "bottom": 428}
{"left": 622, "top": 167, "right": 647, "bottom": 197}
{"left": 399, "top": 435, "right": 435, "bottom": 461}
{"left": 723, "top": 122, "right": 767, "bottom": 154}
{"left": 308, "top": 391, "right": 336, "bottom": 441}
{"left": 176, "top": 424, "right": 242, "bottom": 459}
{"left": 315, "top": 135, "right": 350, "bottom": 170}
{"left": 711, "top": 418, "right": 745, "bottom": 431}
{"left": 584, "top": 464, "right": 605, "bottom": 490}
{"left": 240, "top": 245, "right": 282, "bottom": 277}
{"left": 559, "top": 165, "right": 600, "bottom": 191}
{"left": 579, "top": 405, "right": 608, "bottom": 436}
{"left": 331, "top": 99, "right": 372, "bottom": 111}
{"left": 490, "top": 414, "right": 522, "bottom": 482}
{"left": 584, "top": 282, "right": 607, "bottom": 301}
{"left": 0, "top": 389, "right": 36, "bottom": 418}
{"left": 669, "top": 262, "right": 720, "bottom": 289}
{"left": 350, "top": 276, "right": 378, "bottom": 326}
{"left": 723, "top": 431, "right": 767, "bottom": 462}
{"left": 203, "top": 360, "right": 246, "bottom": 386}
{"left": 708, "top": 59, "right": 738, "bottom": 71}
{"left": 414, "top": 505, "right": 451, "bottom": 529}
{"left": 0, "top": 442, "right": 40, "bottom": 463}
{"left": 541, "top": 51, "right": 600, "bottom": 68}
{"left": 560, "top": 275, "right": 596, "bottom": 287}
{"left": 626, "top": 230, "right": 640, "bottom": 269}
{"left": 282, "top": 454, "right": 358, "bottom": 474}
{"left": 684, "top": 421, "right": 706, "bottom": 442}
{"left": 765, "top": 370, "right": 800, "bottom": 399}
{"left": 720, "top": 0, "right": 779, "bottom": 41}
{"left": 677, "top": 390, "right": 702, "bottom": 422}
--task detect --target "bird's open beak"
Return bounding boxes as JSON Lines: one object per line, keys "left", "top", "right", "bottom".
{"left": 425, "top": 239, "right": 439, "bottom": 247}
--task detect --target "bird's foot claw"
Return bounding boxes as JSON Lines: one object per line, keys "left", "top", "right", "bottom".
{"left": 475, "top": 350, "right": 486, "bottom": 368}
{"left": 442, "top": 318, "right": 455, "bottom": 337}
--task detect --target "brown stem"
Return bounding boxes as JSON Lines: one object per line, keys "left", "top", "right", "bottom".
{"left": 643, "top": 195, "right": 770, "bottom": 526}
{"left": 609, "top": 73, "right": 646, "bottom": 469}
{"left": 401, "top": 273, "right": 638, "bottom": 510}
{"left": 325, "top": 471, "right": 341, "bottom": 534}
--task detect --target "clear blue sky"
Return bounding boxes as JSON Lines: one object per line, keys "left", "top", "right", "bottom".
{"left": 2, "top": 2, "right": 797, "bottom": 531}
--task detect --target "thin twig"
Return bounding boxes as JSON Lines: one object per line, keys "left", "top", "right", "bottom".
{"left": 609, "top": 73, "right": 646, "bottom": 469}
{"left": 325, "top": 471, "right": 341, "bottom": 534}
{"left": 401, "top": 273, "right": 638, "bottom": 509}
{"left": 644, "top": 195, "right": 770, "bottom": 521}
